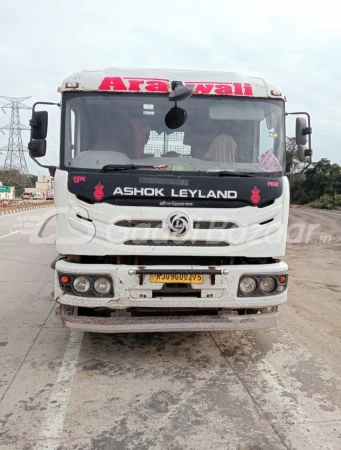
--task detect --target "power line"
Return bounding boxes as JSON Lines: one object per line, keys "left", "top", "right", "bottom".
{"left": 0, "top": 96, "right": 31, "bottom": 174}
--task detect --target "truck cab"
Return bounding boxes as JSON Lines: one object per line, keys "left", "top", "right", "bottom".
{"left": 28, "top": 68, "right": 312, "bottom": 333}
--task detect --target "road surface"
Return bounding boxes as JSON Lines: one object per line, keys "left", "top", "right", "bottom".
{"left": 0, "top": 207, "right": 340, "bottom": 450}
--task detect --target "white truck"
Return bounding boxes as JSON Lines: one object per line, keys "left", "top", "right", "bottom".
{"left": 28, "top": 68, "right": 312, "bottom": 333}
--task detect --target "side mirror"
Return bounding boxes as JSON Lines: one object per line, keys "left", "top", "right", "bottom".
{"left": 30, "top": 110, "right": 48, "bottom": 140}
{"left": 296, "top": 117, "right": 312, "bottom": 146}
{"left": 28, "top": 109, "right": 48, "bottom": 159}
{"left": 287, "top": 111, "right": 313, "bottom": 171}
{"left": 28, "top": 139, "right": 47, "bottom": 158}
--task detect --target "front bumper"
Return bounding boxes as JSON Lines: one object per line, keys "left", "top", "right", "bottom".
{"left": 56, "top": 304, "right": 280, "bottom": 333}
{"left": 55, "top": 259, "right": 288, "bottom": 310}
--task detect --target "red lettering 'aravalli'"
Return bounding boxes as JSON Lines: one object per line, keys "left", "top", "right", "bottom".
{"left": 98, "top": 77, "right": 254, "bottom": 96}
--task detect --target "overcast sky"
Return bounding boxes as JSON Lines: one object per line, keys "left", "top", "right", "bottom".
{"left": 1, "top": 0, "right": 340, "bottom": 175}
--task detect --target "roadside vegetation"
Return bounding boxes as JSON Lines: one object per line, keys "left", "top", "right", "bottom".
{"left": 0, "top": 169, "right": 37, "bottom": 197}
{"left": 286, "top": 138, "right": 341, "bottom": 210}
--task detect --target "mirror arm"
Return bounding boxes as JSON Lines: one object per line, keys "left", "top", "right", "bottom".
{"left": 299, "top": 161, "right": 312, "bottom": 174}
{"left": 30, "top": 155, "right": 56, "bottom": 176}
{"left": 32, "top": 101, "right": 60, "bottom": 111}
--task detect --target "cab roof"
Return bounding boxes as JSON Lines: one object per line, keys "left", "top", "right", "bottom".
{"left": 59, "top": 67, "right": 285, "bottom": 100}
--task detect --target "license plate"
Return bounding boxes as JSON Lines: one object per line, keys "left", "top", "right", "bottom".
{"left": 150, "top": 274, "right": 204, "bottom": 284}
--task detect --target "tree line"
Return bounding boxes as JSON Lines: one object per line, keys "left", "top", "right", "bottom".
{"left": 286, "top": 137, "right": 341, "bottom": 209}
{"left": 0, "top": 169, "right": 37, "bottom": 197}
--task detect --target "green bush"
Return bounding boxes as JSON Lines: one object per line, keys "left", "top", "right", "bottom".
{"left": 335, "top": 194, "right": 341, "bottom": 208}
{"left": 309, "top": 200, "right": 323, "bottom": 209}
{"left": 309, "top": 194, "right": 341, "bottom": 210}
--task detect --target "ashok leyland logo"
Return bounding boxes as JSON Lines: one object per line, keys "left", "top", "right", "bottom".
{"left": 165, "top": 212, "right": 191, "bottom": 237}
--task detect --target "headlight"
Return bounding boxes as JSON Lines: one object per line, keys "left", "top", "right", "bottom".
{"left": 259, "top": 276, "right": 276, "bottom": 293}
{"left": 73, "top": 276, "right": 91, "bottom": 293}
{"left": 94, "top": 277, "right": 111, "bottom": 295}
{"left": 239, "top": 277, "right": 257, "bottom": 295}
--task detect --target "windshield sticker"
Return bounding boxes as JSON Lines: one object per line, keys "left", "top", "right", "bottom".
{"left": 143, "top": 111, "right": 154, "bottom": 115}
{"left": 259, "top": 150, "right": 282, "bottom": 172}
{"left": 143, "top": 104, "right": 154, "bottom": 110}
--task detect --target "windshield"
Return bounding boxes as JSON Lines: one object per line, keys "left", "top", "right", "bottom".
{"left": 62, "top": 93, "right": 285, "bottom": 175}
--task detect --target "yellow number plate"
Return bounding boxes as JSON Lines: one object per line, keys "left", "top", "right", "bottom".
{"left": 150, "top": 274, "right": 204, "bottom": 284}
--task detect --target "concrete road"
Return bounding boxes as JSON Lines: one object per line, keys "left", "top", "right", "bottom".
{"left": 0, "top": 207, "right": 340, "bottom": 450}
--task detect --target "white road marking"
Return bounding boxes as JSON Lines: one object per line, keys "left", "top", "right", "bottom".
{"left": 0, "top": 222, "right": 45, "bottom": 239}
{"left": 36, "top": 331, "right": 84, "bottom": 450}
{"left": 0, "top": 230, "right": 21, "bottom": 239}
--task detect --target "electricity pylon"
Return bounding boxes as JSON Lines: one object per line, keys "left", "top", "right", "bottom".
{"left": 0, "top": 96, "right": 31, "bottom": 174}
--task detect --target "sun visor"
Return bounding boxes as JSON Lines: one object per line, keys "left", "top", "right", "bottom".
{"left": 209, "top": 101, "right": 265, "bottom": 121}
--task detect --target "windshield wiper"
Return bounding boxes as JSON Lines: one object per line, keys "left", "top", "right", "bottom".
{"left": 101, "top": 164, "right": 168, "bottom": 173}
{"left": 208, "top": 171, "right": 254, "bottom": 177}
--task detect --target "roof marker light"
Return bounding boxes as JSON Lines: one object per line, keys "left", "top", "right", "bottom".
{"left": 65, "top": 82, "right": 79, "bottom": 89}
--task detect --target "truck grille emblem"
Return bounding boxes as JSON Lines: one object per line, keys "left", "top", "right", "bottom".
{"left": 94, "top": 182, "right": 105, "bottom": 200}
{"left": 251, "top": 186, "right": 261, "bottom": 204}
{"left": 165, "top": 212, "right": 190, "bottom": 237}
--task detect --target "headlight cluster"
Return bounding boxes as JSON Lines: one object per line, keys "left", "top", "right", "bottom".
{"left": 58, "top": 274, "right": 113, "bottom": 297}
{"left": 238, "top": 274, "right": 287, "bottom": 296}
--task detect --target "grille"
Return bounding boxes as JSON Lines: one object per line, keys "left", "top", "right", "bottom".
{"left": 193, "top": 221, "right": 238, "bottom": 229}
{"left": 115, "top": 220, "right": 162, "bottom": 228}
{"left": 115, "top": 220, "right": 238, "bottom": 229}
{"left": 123, "top": 240, "right": 229, "bottom": 247}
